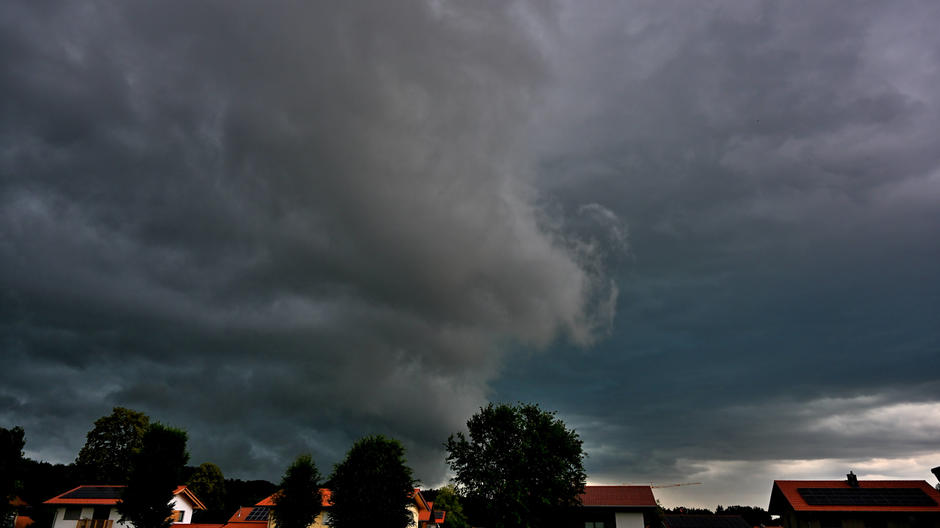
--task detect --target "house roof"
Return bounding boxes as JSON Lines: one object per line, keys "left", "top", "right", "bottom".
{"left": 44, "top": 485, "right": 206, "bottom": 510}
{"left": 769, "top": 480, "right": 940, "bottom": 513}
{"left": 174, "top": 486, "right": 207, "bottom": 511}
{"left": 664, "top": 515, "right": 752, "bottom": 528}
{"left": 257, "top": 487, "right": 425, "bottom": 511}
{"left": 579, "top": 486, "right": 657, "bottom": 508}
{"left": 256, "top": 489, "right": 332, "bottom": 508}
{"left": 226, "top": 506, "right": 271, "bottom": 524}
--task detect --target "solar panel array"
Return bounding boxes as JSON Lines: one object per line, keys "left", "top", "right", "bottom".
{"left": 62, "top": 487, "right": 124, "bottom": 500}
{"left": 245, "top": 507, "right": 270, "bottom": 521}
{"left": 796, "top": 488, "right": 937, "bottom": 507}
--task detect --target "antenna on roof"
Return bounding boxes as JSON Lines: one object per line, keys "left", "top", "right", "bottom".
{"left": 846, "top": 471, "right": 859, "bottom": 488}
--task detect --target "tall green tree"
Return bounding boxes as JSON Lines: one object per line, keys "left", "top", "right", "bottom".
{"left": 445, "top": 403, "right": 586, "bottom": 528}
{"left": 271, "top": 455, "right": 322, "bottom": 528}
{"left": 328, "top": 436, "right": 415, "bottom": 528}
{"left": 1, "top": 426, "right": 26, "bottom": 528}
{"left": 432, "top": 485, "right": 469, "bottom": 528}
{"left": 118, "top": 424, "right": 189, "bottom": 528}
{"left": 76, "top": 407, "right": 150, "bottom": 484}
{"left": 186, "top": 463, "right": 226, "bottom": 520}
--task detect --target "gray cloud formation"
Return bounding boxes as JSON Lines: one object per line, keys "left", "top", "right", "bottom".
{"left": 0, "top": 0, "right": 616, "bottom": 483}
{"left": 3, "top": 0, "right": 940, "bottom": 509}
{"left": 494, "top": 0, "right": 940, "bottom": 506}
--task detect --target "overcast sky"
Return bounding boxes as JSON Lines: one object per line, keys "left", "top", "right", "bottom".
{"left": 2, "top": 0, "right": 939, "bottom": 509}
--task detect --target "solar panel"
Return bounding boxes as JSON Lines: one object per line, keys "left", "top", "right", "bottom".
{"left": 245, "top": 507, "right": 270, "bottom": 521}
{"left": 797, "top": 488, "right": 937, "bottom": 507}
{"left": 62, "top": 487, "right": 124, "bottom": 500}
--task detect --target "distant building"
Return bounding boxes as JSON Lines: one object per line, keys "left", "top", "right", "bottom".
{"left": 568, "top": 485, "right": 660, "bottom": 528}
{"left": 768, "top": 473, "right": 940, "bottom": 528}
{"left": 44, "top": 485, "right": 205, "bottom": 528}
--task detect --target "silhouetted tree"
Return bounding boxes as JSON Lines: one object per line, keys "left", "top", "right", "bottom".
{"left": 118, "top": 424, "right": 188, "bottom": 528}
{"left": 76, "top": 408, "right": 150, "bottom": 484}
{"left": 271, "top": 455, "right": 322, "bottom": 528}
{"left": 445, "top": 403, "right": 586, "bottom": 528}
{"left": 432, "top": 485, "right": 469, "bottom": 528}
{"left": 329, "top": 436, "right": 415, "bottom": 528}
{"left": 186, "top": 463, "right": 226, "bottom": 522}
{"left": 1, "top": 426, "right": 26, "bottom": 528}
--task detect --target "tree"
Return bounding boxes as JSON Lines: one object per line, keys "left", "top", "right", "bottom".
{"left": 445, "top": 403, "right": 586, "bottom": 528}
{"left": 328, "top": 435, "right": 415, "bottom": 528}
{"left": 118, "top": 424, "right": 189, "bottom": 528}
{"left": 1, "top": 426, "right": 26, "bottom": 528}
{"left": 717, "top": 506, "right": 771, "bottom": 526}
{"left": 186, "top": 463, "right": 226, "bottom": 521}
{"left": 271, "top": 455, "right": 322, "bottom": 528}
{"left": 432, "top": 485, "right": 469, "bottom": 528}
{"left": 76, "top": 407, "right": 150, "bottom": 484}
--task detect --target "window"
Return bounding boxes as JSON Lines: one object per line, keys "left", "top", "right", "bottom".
{"left": 92, "top": 507, "right": 111, "bottom": 520}
{"left": 64, "top": 507, "right": 83, "bottom": 521}
{"left": 172, "top": 511, "right": 185, "bottom": 523}
{"left": 586, "top": 522, "right": 606, "bottom": 528}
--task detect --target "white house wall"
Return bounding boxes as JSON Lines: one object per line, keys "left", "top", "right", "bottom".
{"left": 615, "top": 512, "right": 645, "bottom": 528}
{"left": 51, "top": 507, "right": 123, "bottom": 528}
{"left": 51, "top": 493, "right": 194, "bottom": 528}
{"left": 169, "top": 495, "right": 194, "bottom": 524}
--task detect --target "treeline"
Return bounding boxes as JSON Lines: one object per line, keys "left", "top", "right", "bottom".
{"left": 1, "top": 408, "right": 276, "bottom": 528}
{"left": 6, "top": 402, "right": 596, "bottom": 528}
{"left": 665, "top": 505, "right": 772, "bottom": 526}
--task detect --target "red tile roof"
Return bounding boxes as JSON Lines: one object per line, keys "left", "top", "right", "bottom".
{"left": 44, "top": 486, "right": 124, "bottom": 506}
{"left": 258, "top": 488, "right": 426, "bottom": 510}
{"left": 580, "top": 486, "right": 657, "bottom": 507}
{"left": 44, "top": 485, "right": 205, "bottom": 509}
{"left": 225, "top": 507, "right": 267, "bottom": 525}
{"left": 771, "top": 480, "right": 940, "bottom": 513}
{"left": 256, "top": 490, "right": 332, "bottom": 508}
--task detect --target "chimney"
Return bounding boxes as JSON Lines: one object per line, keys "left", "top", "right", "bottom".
{"left": 932, "top": 466, "right": 940, "bottom": 490}
{"left": 847, "top": 471, "right": 859, "bottom": 488}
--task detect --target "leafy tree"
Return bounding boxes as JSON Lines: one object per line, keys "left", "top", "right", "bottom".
{"left": 1, "top": 426, "right": 26, "bottom": 528}
{"left": 445, "top": 403, "right": 587, "bottom": 528}
{"left": 717, "top": 506, "right": 771, "bottom": 526}
{"left": 328, "top": 435, "right": 416, "bottom": 528}
{"left": 76, "top": 407, "right": 150, "bottom": 484}
{"left": 271, "top": 455, "right": 322, "bottom": 528}
{"left": 186, "top": 463, "right": 226, "bottom": 521}
{"left": 222, "top": 479, "right": 277, "bottom": 518}
{"left": 118, "top": 424, "right": 189, "bottom": 528}
{"left": 432, "top": 485, "right": 469, "bottom": 528}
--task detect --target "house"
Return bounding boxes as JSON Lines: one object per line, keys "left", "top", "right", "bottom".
{"left": 768, "top": 472, "right": 940, "bottom": 528}
{"left": 44, "top": 485, "right": 206, "bottom": 528}
{"left": 256, "top": 487, "right": 434, "bottom": 528}
{"left": 569, "top": 485, "right": 660, "bottom": 528}
{"left": 417, "top": 501, "right": 446, "bottom": 528}
{"left": 664, "top": 515, "right": 752, "bottom": 528}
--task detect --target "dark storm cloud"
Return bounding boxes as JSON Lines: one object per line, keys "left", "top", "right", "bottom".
{"left": 0, "top": 0, "right": 618, "bottom": 484}
{"left": 493, "top": 0, "right": 940, "bottom": 506}
{"left": 3, "top": 0, "right": 940, "bottom": 508}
